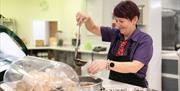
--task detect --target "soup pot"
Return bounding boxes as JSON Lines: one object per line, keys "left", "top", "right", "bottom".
{"left": 79, "top": 76, "right": 103, "bottom": 91}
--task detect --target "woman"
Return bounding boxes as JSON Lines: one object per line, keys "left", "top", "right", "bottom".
{"left": 76, "top": 0, "right": 153, "bottom": 88}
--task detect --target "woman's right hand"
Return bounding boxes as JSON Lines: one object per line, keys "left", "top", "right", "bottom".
{"left": 76, "top": 12, "right": 90, "bottom": 26}
{"left": 87, "top": 59, "right": 108, "bottom": 75}
{"left": 76, "top": 12, "right": 101, "bottom": 36}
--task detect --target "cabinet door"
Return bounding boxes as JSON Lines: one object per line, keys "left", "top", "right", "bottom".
{"left": 162, "top": 59, "right": 178, "bottom": 74}
{"left": 162, "top": 77, "right": 178, "bottom": 91}
{"left": 162, "top": 58, "right": 179, "bottom": 91}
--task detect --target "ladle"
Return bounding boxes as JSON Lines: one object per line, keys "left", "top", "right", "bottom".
{"left": 74, "top": 26, "right": 87, "bottom": 66}
{"left": 74, "top": 58, "right": 87, "bottom": 66}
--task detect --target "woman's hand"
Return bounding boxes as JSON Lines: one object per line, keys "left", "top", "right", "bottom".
{"left": 87, "top": 59, "right": 108, "bottom": 75}
{"left": 76, "top": 12, "right": 90, "bottom": 26}
{"left": 76, "top": 12, "right": 101, "bottom": 36}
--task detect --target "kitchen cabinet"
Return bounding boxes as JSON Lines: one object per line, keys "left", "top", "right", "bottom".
{"left": 162, "top": 51, "right": 180, "bottom": 91}
{"left": 28, "top": 49, "right": 54, "bottom": 60}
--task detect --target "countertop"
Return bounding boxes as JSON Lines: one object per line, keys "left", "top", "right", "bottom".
{"left": 0, "top": 78, "right": 140, "bottom": 91}
{"left": 28, "top": 46, "right": 108, "bottom": 55}
{"left": 29, "top": 47, "right": 180, "bottom": 57}
{"left": 101, "top": 78, "right": 139, "bottom": 89}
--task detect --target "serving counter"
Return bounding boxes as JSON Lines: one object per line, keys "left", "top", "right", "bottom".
{"left": 102, "top": 78, "right": 138, "bottom": 90}
{"left": 28, "top": 46, "right": 108, "bottom": 54}
{"left": 1, "top": 77, "right": 156, "bottom": 91}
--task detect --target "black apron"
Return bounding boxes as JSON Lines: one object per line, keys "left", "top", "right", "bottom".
{"left": 108, "top": 35, "right": 147, "bottom": 88}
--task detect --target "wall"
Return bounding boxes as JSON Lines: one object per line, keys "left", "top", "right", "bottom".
{"left": 60, "top": 0, "right": 85, "bottom": 46}
{"left": 146, "top": 0, "right": 162, "bottom": 90}
{"left": 0, "top": 0, "right": 85, "bottom": 46}
{"left": 80, "top": 0, "right": 109, "bottom": 49}
{"left": 162, "top": 0, "right": 180, "bottom": 10}
{"left": 102, "top": 0, "right": 148, "bottom": 26}
{"left": 0, "top": 0, "right": 37, "bottom": 46}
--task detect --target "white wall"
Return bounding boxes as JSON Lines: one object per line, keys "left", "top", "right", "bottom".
{"left": 146, "top": 0, "right": 162, "bottom": 90}
{"left": 60, "top": 0, "right": 85, "bottom": 46}
{"left": 102, "top": 0, "right": 148, "bottom": 26}
{"left": 162, "top": 0, "right": 180, "bottom": 10}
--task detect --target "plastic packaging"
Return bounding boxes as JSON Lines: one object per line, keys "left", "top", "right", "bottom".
{"left": 3, "top": 56, "right": 79, "bottom": 91}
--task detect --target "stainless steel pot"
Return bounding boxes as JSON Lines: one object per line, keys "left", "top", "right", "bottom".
{"left": 79, "top": 76, "right": 103, "bottom": 91}
{"left": 78, "top": 76, "right": 158, "bottom": 91}
{"left": 104, "top": 88, "right": 158, "bottom": 91}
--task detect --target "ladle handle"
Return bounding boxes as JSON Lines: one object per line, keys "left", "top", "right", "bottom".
{"left": 74, "top": 26, "right": 81, "bottom": 59}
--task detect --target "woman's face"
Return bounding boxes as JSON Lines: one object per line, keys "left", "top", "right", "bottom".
{"left": 114, "top": 17, "right": 137, "bottom": 36}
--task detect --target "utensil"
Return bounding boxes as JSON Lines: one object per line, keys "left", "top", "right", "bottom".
{"left": 74, "top": 58, "right": 87, "bottom": 66}
{"left": 74, "top": 26, "right": 87, "bottom": 66}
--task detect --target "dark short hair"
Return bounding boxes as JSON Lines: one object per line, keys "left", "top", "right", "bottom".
{"left": 113, "top": 0, "right": 140, "bottom": 20}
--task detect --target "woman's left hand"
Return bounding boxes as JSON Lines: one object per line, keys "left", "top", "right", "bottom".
{"left": 87, "top": 59, "right": 108, "bottom": 75}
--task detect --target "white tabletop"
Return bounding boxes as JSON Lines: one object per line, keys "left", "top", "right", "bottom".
{"left": 102, "top": 78, "right": 139, "bottom": 89}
